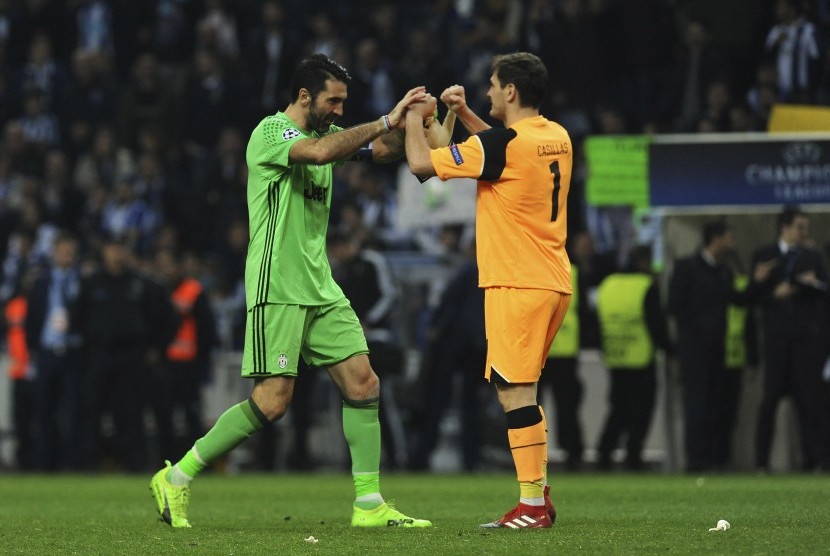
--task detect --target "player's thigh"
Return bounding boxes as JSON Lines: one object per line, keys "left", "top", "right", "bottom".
{"left": 484, "top": 287, "right": 566, "bottom": 383}
{"left": 543, "top": 293, "right": 571, "bottom": 355}
{"left": 241, "top": 303, "right": 307, "bottom": 377}
{"left": 303, "top": 296, "right": 369, "bottom": 368}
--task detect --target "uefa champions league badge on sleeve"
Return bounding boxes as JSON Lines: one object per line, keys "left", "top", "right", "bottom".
{"left": 282, "top": 128, "right": 302, "bottom": 141}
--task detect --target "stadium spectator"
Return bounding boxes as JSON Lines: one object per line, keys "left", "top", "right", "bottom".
{"left": 182, "top": 49, "right": 243, "bottom": 159}
{"left": 72, "top": 124, "right": 134, "bottom": 194}
{"left": 117, "top": 53, "right": 180, "bottom": 152}
{"left": 25, "top": 232, "right": 84, "bottom": 470}
{"left": 62, "top": 49, "right": 119, "bottom": 154}
{"left": 18, "top": 87, "right": 60, "bottom": 150}
{"left": 242, "top": 0, "right": 298, "bottom": 122}
{"left": 765, "top": 0, "right": 822, "bottom": 102}
{"left": 405, "top": 52, "right": 571, "bottom": 528}
{"left": 15, "top": 33, "right": 67, "bottom": 110}
{"left": 41, "top": 150, "right": 85, "bottom": 231}
{"left": 76, "top": 234, "right": 176, "bottom": 472}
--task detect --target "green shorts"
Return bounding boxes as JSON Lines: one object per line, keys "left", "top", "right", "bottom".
{"left": 241, "top": 296, "right": 368, "bottom": 377}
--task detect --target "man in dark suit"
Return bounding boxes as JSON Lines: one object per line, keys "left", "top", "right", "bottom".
{"left": 752, "top": 206, "right": 830, "bottom": 472}
{"left": 25, "top": 232, "right": 84, "bottom": 471}
{"left": 669, "top": 221, "right": 769, "bottom": 472}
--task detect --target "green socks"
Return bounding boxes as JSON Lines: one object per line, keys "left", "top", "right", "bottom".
{"left": 168, "top": 398, "right": 269, "bottom": 483}
{"left": 343, "top": 398, "right": 383, "bottom": 510}
{"left": 167, "top": 395, "right": 384, "bottom": 511}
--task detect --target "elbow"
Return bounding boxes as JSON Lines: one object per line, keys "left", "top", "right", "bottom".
{"left": 308, "top": 148, "right": 334, "bottom": 165}
{"left": 408, "top": 157, "right": 435, "bottom": 179}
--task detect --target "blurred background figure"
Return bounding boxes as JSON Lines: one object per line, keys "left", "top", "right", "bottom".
{"left": 669, "top": 221, "right": 766, "bottom": 472}
{"left": 152, "top": 248, "right": 216, "bottom": 461}
{"left": 2, "top": 267, "right": 38, "bottom": 470}
{"left": 751, "top": 207, "right": 830, "bottom": 473}
{"left": 539, "top": 262, "right": 585, "bottom": 472}
{"left": 596, "top": 245, "right": 670, "bottom": 471}
{"left": 327, "top": 230, "right": 407, "bottom": 469}
{"left": 409, "top": 238, "right": 488, "bottom": 472}
{"left": 25, "top": 232, "right": 84, "bottom": 471}
{"left": 76, "top": 235, "right": 176, "bottom": 472}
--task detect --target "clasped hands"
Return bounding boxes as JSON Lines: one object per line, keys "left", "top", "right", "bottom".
{"left": 386, "top": 85, "right": 464, "bottom": 148}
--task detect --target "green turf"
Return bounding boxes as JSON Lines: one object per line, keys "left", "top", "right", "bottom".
{"left": 0, "top": 472, "right": 828, "bottom": 555}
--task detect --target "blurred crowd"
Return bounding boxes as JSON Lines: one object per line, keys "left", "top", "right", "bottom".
{"left": 2, "top": 0, "right": 830, "bottom": 472}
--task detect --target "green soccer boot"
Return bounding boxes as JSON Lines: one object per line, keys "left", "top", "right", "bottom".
{"left": 150, "top": 461, "right": 192, "bottom": 528}
{"left": 351, "top": 502, "right": 432, "bottom": 527}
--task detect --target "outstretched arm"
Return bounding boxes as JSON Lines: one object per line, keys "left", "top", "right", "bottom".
{"left": 290, "top": 86, "right": 426, "bottom": 164}
{"left": 441, "top": 85, "right": 490, "bottom": 134}
{"left": 405, "top": 97, "right": 439, "bottom": 179}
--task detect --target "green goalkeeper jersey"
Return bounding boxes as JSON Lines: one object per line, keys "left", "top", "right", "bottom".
{"left": 243, "top": 112, "right": 345, "bottom": 308}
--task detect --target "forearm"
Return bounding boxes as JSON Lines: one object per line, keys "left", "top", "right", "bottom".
{"left": 454, "top": 105, "right": 490, "bottom": 134}
{"left": 295, "top": 118, "right": 389, "bottom": 164}
{"left": 371, "top": 129, "right": 405, "bottom": 163}
{"left": 405, "top": 111, "right": 436, "bottom": 178}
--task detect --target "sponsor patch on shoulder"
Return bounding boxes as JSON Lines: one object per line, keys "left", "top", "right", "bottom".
{"left": 449, "top": 144, "right": 464, "bottom": 165}
{"left": 282, "top": 128, "right": 302, "bottom": 141}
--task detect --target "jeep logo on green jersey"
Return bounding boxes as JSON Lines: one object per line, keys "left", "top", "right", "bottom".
{"left": 304, "top": 183, "right": 327, "bottom": 202}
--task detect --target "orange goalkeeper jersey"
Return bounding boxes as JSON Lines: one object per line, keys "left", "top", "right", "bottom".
{"left": 430, "top": 115, "right": 572, "bottom": 292}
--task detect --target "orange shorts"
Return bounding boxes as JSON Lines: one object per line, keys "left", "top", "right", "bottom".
{"left": 484, "top": 287, "right": 571, "bottom": 383}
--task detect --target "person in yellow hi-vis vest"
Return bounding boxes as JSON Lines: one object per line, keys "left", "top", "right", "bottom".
{"left": 539, "top": 265, "right": 585, "bottom": 471}
{"left": 717, "top": 273, "right": 758, "bottom": 468}
{"left": 596, "top": 246, "right": 671, "bottom": 471}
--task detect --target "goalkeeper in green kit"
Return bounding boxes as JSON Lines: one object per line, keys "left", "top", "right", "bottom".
{"left": 151, "top": 54, "right": 447, "bottom": 528}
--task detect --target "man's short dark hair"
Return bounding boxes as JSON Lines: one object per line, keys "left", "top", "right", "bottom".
{"left": 289, "top": 53, "right": 351, "bottom": 102}
{"left": 777, "top": 205, "right": 806, "bottom": 232}
{"left": 491, "top": 52, "right": 549, "bottom": 109}
{"left": 702, "top": 220, "right": 730, "bottom": 247}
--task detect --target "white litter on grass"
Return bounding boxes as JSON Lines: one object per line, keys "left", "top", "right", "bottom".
{"left": 708, "top": 520, "right": 731, "bottom": 531}
{"left": 304, "top": 536, "right": 319, "bottom": 544}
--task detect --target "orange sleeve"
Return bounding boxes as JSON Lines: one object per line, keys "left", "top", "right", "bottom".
{"left": 429, "top": 137, "right": 484, "bottom": 181}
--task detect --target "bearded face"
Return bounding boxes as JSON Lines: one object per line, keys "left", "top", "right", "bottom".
{"left": 306, "top": 79, "right": 347, "bottom": 133}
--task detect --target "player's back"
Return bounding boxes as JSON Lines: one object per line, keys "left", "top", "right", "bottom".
{"left": 475, "top": 115, "right": 572, "bottom": 293}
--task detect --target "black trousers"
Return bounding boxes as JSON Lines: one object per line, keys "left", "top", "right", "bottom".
{"left": 410, "top": 335, "right": 486, "bottom": 472}
{"left": 82, "top": 347, "right": 148, "bottom": 472}
{"left": 756, "top": 333, "right": 830, "bottom": 470}
{"left": 678, "top": 345, "right": 726, "bottom": 472}
{"left": 598, "top": 366, "right": 657, "bottom": 469}
{"left": 150, "top": 359, "right": 207, "bottom": 461}
{"left": 34, "top": 348, "right": 84, "bottom": 470}
{"left": 539, "top": 356, "right": 585, "bottom": 465}
{"left": 12, "top": 378, "right": 36, "bottom": 469}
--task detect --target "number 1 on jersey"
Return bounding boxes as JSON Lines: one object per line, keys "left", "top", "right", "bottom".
{"left": 550, "top": 160, "right": 561, "bottom": 222}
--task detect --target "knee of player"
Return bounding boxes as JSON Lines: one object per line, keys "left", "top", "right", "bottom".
{"left": 342, "top": 369, "right": 380, "bottom": 401}
{"left": 257, "top": 398, "right": 291, "bottom": 422}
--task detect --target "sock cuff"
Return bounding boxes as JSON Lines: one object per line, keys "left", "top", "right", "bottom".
{"left": 506, "top": 405, "right": 543, "bottom": 430}
{"left": 242, "top": 397, "right": 270, "bottom": 429}
{"left": 343, "top": 397, "right": 379, "bottom": 409}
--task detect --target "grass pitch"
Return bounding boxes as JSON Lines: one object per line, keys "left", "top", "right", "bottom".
{"left": 0, "top": 472, "right": 828, "bottom": 555}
